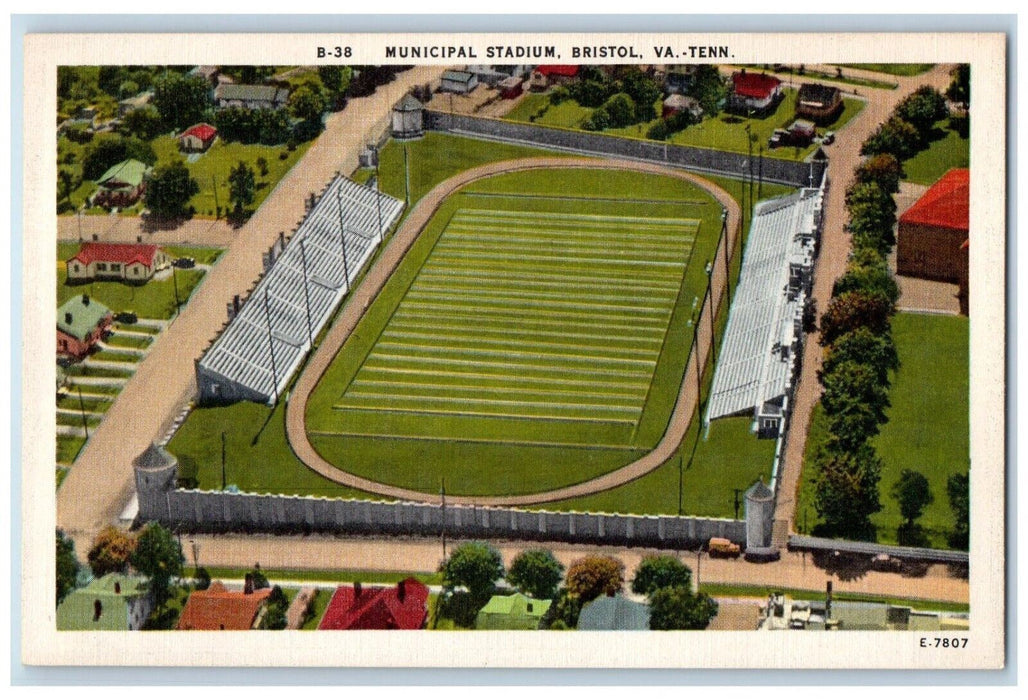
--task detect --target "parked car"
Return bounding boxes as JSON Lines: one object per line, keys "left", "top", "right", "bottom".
{"left": 115, "top": 311, "right": 138, "bottom": 324}
{"left": 708, "top": 537, "right": 741, "bottom": 558}
{"left": 173, "top": 257, "right": 196, "bottom": 269}
{"left": 821, "top": 131, "right": 835, "bottom": 145}
{"left": 768, "top": 129, "right": 788, "bottom": 148}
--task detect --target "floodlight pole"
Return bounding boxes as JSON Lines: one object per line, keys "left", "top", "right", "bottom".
{"left": 677, "top": 455, "right": 684, "bottom": 516}
{"left": 262, "top": 289, "right": 280, "bottom": 404}
{"left": 211, "top": 174, "right": 220, "bottom": 219}
{"left": 221, "top": 431, "right": 227, "bottom": 491}
{"left": 440, "top": 478, "right": 447, "bottom": 560}
{"left": 705, "top": 261, "right": 717, "bottom": 369}
{"left": 336, "top": 186, "right": 352, "bottom": 292}
{"left": 733, "top": 488, "right": 743, "bottom": 520}
{"left": 298, "top": 239, "right": 315, "bottom": 347}
{"left": 720, "top": 210, "right": 731, "bottom": 301}
{"left": 171, "top": 265, "right": 181, "bottom": 316}
{"left": 374, "top": 147, "right": 384, "bottom": 243}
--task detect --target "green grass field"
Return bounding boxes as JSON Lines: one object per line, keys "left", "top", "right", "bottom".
{"left": 306, "top": 167, "right": 723, "bottom": 496}
{"left": 902, "top": 120, "right": 970, "bottom": 186}
{"left": 504, "top": 89, "right": 864, "bottom": 163}
{"left": 795, "top": 313, "right": 969, "bottom": 548}
{"left": 837, "top": 64, "right": 935, "bottom": 77}
{"left": 169, "top": 133, "right": 792, "bottom": 515}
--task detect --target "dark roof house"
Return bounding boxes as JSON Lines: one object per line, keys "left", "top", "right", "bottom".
{"left": 796, "top": 83, "right": 843, "bottom": 121}
{"left": 577, "top": 595, "right": 651, "bottom": 630}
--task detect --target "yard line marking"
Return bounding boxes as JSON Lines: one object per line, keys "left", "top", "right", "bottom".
{"left": 353, "top": 365, "right": 652, "bottom": 391}
{"left": 349, "top": 379, "right": 646, "bottom": 401}
{"left": 371, "top": 342, "right": 658, "bottom": 368}
{"left": 361, "top": 354, "right": 654, "bottom": 379}
{"left": 330, "top": 402, "right": 640, "bottom": 425}
{"left": 342, "top": 392, "right": 641, "bottom": 415}
{"left": 381, "top": 327, "right": 665, "bottom": 349}
{"left": 310, "top": 428, "right": 643, "bottom": 451}
{"left": 378, "top": 330, "right": 658, "bottom": 359}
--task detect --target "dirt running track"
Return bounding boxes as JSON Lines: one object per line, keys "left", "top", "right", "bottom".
{"left": 285, "top": 157, "right": 740, "bottom": 506}
{"left": 55, "top": 66, "right": 447, "bottom": 554}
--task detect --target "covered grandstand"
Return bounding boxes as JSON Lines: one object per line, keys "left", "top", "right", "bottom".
{"left": 195, "top": 176, "right": 404, "bottom": 405}
{"left": 705, "top": 180, "right": 825, "bottom": 438}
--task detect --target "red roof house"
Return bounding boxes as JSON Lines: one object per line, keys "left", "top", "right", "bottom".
{"left": 530, "top": 65, "right": 580, "bottom": 91}
{"left": 729, "top": 71, "right": 783, "bottom": 114}
{"left": 318, "top": 578, "right": 429, "bottom": 630}
{"left": 66, "top": 242, "right": 170, "bottom": 284}
{"left": 897, "top": 168, "right": 970, "bottom": 284}
{"left": 176, "top": 581, "right": 272, "bottom": 631}
{"left": 178, "top": 123, "right": 218, "bottom": 152}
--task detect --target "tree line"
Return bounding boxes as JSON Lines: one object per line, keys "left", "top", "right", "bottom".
{"left": 811, "top": 75, "right": 969, "bottom": 549}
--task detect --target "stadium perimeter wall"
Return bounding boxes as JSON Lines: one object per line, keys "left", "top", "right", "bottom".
{"left": 424, "top": 110, "right": 827, "bottom": 188}
{"left": 138, "top": 479, "right": 746, "bottom": 548}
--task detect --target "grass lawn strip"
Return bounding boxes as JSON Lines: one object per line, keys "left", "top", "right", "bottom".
{"left": 699, "top": 583, "right": 967, "bottom": 613}
{"left": 901, "top": 119, "right": 969, "bottom": 185}
{"left": 835, "top": 64, "right": 934, "bottom": 77}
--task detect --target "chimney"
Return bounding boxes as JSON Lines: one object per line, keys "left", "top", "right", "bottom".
{"left": 137, "top": 235, "right": 143, "bottom": 243}
{"left": 233, "top": 294, "right": 241, "bottom": 312}
{"left": 114, "top": 581, "right": 121, "bottom": 594}
{"left": 92, "top": 234, "right": 98, "bottom": 241}
{"left": 397, "top": 579, "right": 406, "bottom": 602}
{"left": 354, "top": 581, "right": 362, "bottom": 599}
{"left": 82, "top": 294, "right": 90, "bottom": 306}
{"left": 65, "top": 312, "right": 73, "bottom": 325}
{"left": 244, "top": 573, "right": 254, "bottom": 595}
{"left": 825, "top": 580, "right": 833, "bottom": 620}
{"left": 278, "top": 231, "right": 285, "bottom": 252}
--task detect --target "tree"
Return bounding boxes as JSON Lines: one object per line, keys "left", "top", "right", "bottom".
{"left": 860, "top": 116, "right": 920, "bottom": 159}
{"left": 256, "top": 156, "right": 269, "bottom": 177}
{"left": 129, "top": 522, "right": 184, "bottom": 608}
{"left": 648, "top": 586, "right": 719, "bottom": 630}
{"left": 249, "top": 564, "right": 270, "bottom": 590}
{"left": 820, "top": 328, "right": 898, "bottom": 386}
{"left": 542, "top": 587, "right": 583, "bottom": 629}
{"left": 565, "top": 555, "right": 625, "bottom": 604}
{"left": 820, "top": 360, "right": 891, "bottom": 449}
{"left": 56, "top": 529, "right": 80, "bottom": 607}
{"left": 946, "top": 64, "right": 970, "bottom": 109}
{"left": 82, "top": 134, "right": 156, "bottom": 181}
{"left": 507, "top": 549, "right": 564, "bottom": 600}
{"left": 688, "top": 64, "right": 728, "bottom": 116}
{"left": 569, "top": 78, "right": 611, "bottom": 108}
{"left": 144, "top": 160, "right": 199, "bottom": 220}
{"left": 618, "top": 68, "right": 662, "bottom": 121}
{"left": 152, "top": 71, "right": 212, "bottom": 130}
{"left": 895, "top": 85, "right": 948, "bottom": 135}
{"left": 600, "top": 92, "right": 637, "bottom": 128}
{"left": 892, "top": 469, "right": 934, "bottom": 526}
{"left": 259, "top": 585, "right": 289, "bottom": 630}
{"left": 819, "top": 290, "right": 894, "bottom": 346}
{"left": 119, "top": 106, "right": 164, "bottom": 141}
{"left": 87, "top": 526, "right": 137, "bottom": 577}
{"left": 288, "top": 82, "right": 327, "bottom": 123}
{"left": 228, "top": 160, "right": 256, "bottom": 214}
{"left": 813, "top": 442, "right": 883, "bottom": 540}
{"left": 855, "top": 153, "right": 904, "bottom": 195}
{"left": 440, "top": 542, "right": 505, "bottom": 601}
{"left": 194, "top": 566, "right": 212, "bottom": 591}
{"left": 631, "top": 555, "right": 692, "bottom": 596}
{"left": 318, "top": 65, "right": 352, "bottom": 109}
{"left": 947, "top": 472, "right": 970, "bottom": 550}
{"left": 832, "top": 249, "right": 900, "bottom": 306}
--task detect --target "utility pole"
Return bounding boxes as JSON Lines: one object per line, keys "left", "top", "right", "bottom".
{"left": 221, "top": 431, "right": 227, "bottom": 491}
{"left": 733, "top": 488, "right": 743, "bottom": 520}
{"left": 374, "top": 147, "right": 384, "bottom": 243}
{"left": 262, "top": 290, "right": 280, "bottom": 404}
{"left": 211, "top": 174, "right": 220, "bottom": 219}
{"left": 77, "top": 386, "right": 89, "bottom": 439}
{"left": 298, "top": 239, "right": 315, "bottom": 347}
{"left": 705, "top": 261, "right": 716, "bottom": 368}
{"left": 677, "top": 455, "right": 684, "bottom": 516}
{"left": 757, "top": 144, "right": 765, "bottom": 200}
{"left": 77, "top": 207, "right": 83, "bottom": 242}
{"left": 403, "top": 142, "right": 410, "bottom": 208}
{"left": 171, "top": 265, "right": 181, "bottom": 316}
{"left": 335, "top": 186, "right": 352, "bottom": 292}
{"left": 720, "top": 210, "right": 731, "bottom": 302}
{"left": 440, "top": 478, "right": 447, "bottom": 560}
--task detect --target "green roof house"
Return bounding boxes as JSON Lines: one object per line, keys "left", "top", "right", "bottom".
{"left": 56, "top": 573, "right": 153, "bottom": 631}
{"left": 94, "top": 159, "right": 149, "bottom": 208}
{"left": 475, "top": 593, "right": 551, "bottom": 630}
{"left": 577, "top": 595, "right": 651, "bottom": 631}
{"left": 57, "top": 294, "right": 112, "bottom": 359}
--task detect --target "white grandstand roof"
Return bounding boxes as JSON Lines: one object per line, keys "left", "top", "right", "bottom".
{"left": 197, "top": 176, "right": 403, "bottom": 404}
{"left": 705, "top": 185, "right": 823, "bottom": 421}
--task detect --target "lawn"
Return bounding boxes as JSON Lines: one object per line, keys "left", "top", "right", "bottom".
{"left": 151, "top": 136, "right": 313, "bottom": 218}
{"left": 305, "top": 167, "right": 723, "bottom": 497}
{"left": 57, "top": 267, "right": 205, "bottom": 319}
{"left": 503, "top": 89, "right": 865, "bottom": 163}
{"left": 795, "top": 313, "right": 969, "bottom": 548}
{"left": 159, "top": 246, "right": 224, "bottom": 265}
{"left": 56, "top": 435, "right": 86, "bottom": 466}
{"left": 837, "top": 64, "right": 935, "bottom": 77}
{"left": 901, "top": 119, "right": 970, "bottom": 185}
{"left": 698, "top": 583, "right": 968, "bottom": 613}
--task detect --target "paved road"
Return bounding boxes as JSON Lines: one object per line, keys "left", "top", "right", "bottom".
{"left": 285, "top": 157, "right": 740, "bottom": 506}
{"left": 184, "top": 533, "right": 969, "bottom": 605}
{"left": 57, "top": 214, "right": 238, "bottom": 247}
{"left": 771, "top": 64, "right": 957, "bottom": 543}
{"left": 56, "top": 66, "right": 447, "bottom": 555}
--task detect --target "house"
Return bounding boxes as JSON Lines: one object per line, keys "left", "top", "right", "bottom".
{"left": 318, "top": 578, "right": 429, "bottom": 630}
{"left": 93, "top": 158, "right": 149, "bottom": 208}
{"left": 214, "top": 83, "right": 290, "bottom": 110}
{"left": 56, "top": 573, "right": 153, "bottom": 631}
{"left": 664, "top": 65, "right": 699, "bottom": 94}
{"left": 439, "top": 70, "right": 478, "bottom": 94}
{"left": 66, "top": 242, "right": 171, "bottom": 284}
{"left": 475, "top": 592, "right": 551, "bottom": 630}
{"left": 796, "top": 83, "right": 843, "bottom": 122}
{"left": 178, "top": 123, "right": 218, "bottom": 152}
{"left": 897, "top": 168, "right": 970, "bottom": 285}
{"left": 498, "top": 76, "right": 524, "bottom": 100}
{"left": 57, "top": 294, "right": 113, "bottom": 359}
{"left": 189, "top": 65, "right": 221, "bottom": 88}
{"left": 176, "top": 579, "right": 272, "bottom": 630}
{"left": 577, "top": 594, "right": 651, "bottom": 630}
{"left": 662, "top": 93, "right": 704, "bottom": 120}
{"left": 529, "top": 65, "right": 580, "bottom": 91}
{"left": 728, "top": 71, "right": 783, "bottom": 115}
{"left": 117, "top": 91, "right": 153, "bottom": 117}
{"left": 466, "top": 65, "right": 509, "bottom": 87}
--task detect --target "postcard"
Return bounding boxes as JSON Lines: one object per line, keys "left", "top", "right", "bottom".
{"left": 20, "top": 30, "right": 1005, "bottom": 669}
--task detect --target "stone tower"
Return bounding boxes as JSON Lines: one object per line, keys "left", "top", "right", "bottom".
{"left": 132, "top": 442, "right": 178, "bottom": 522}
{"left": 744, "top": 479, "right": 779, "bottom": 560}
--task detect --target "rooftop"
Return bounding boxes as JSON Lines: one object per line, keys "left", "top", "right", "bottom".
{"left": 56, "top": 574, "right": 150, "bottom": 631}
{"left": 732, "top": 72, "right": 782, "bottom": 99}
{"left": 318, "top": 579, "right": 429, "bottom": 630}
{"left": 180, "top": 123, "right": 218, "bottom": 141}
{"left": 899, "top": 168, "right": 970, "bottom": 232}
{"left": 535, "top": 65, "right": 580, "bottom": 78}
{"left": 57, "top": 294, "right": 111, "bottom": 341}
{"left": 577, "top": 595, "right": 650, "bottom": 631}
{"left": 68, "top": 242, "right": 161, "bottom": 268}
{"left": 96, "top": 159, "right": 149, "bottom": 189}
{"left": 176, "top": 581, "right": 272, "bottom": 630}
{"left": 215, "top": 83, "right": 289, "bottom": 104}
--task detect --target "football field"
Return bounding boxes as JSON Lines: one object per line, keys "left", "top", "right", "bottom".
{"left": 331, "top": 205, "right": 700, "bottom": 447}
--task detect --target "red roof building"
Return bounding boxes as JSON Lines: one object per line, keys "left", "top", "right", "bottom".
{"left": 176, "top": 581, "right": 272, "bottom": 631}
{"left": 897, "top": 168, "right": 970, "bottom": 287}
{"left": 66, "top": 243, "right": 170, "bottom": 284}
{"left": 178, "top": 122, "right": 218, "bottom": 152}
{"left": 535, "top": 65, "right": 579, "bottom": 78}
{"left": 729, "top": 72, "right": 783, "bottom": 114}
{"left": 318, "top": 579, "right": 429, "bottom": 630}
{"left": 530, "top": 65, "right": 580, "bottom": 91}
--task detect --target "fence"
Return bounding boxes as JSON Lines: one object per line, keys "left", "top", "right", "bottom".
{"left": 788, "top": 534, "right": 969, "bottom": 565}
{"left": 424, "top": 111, "right": 827, "bottom": 188}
